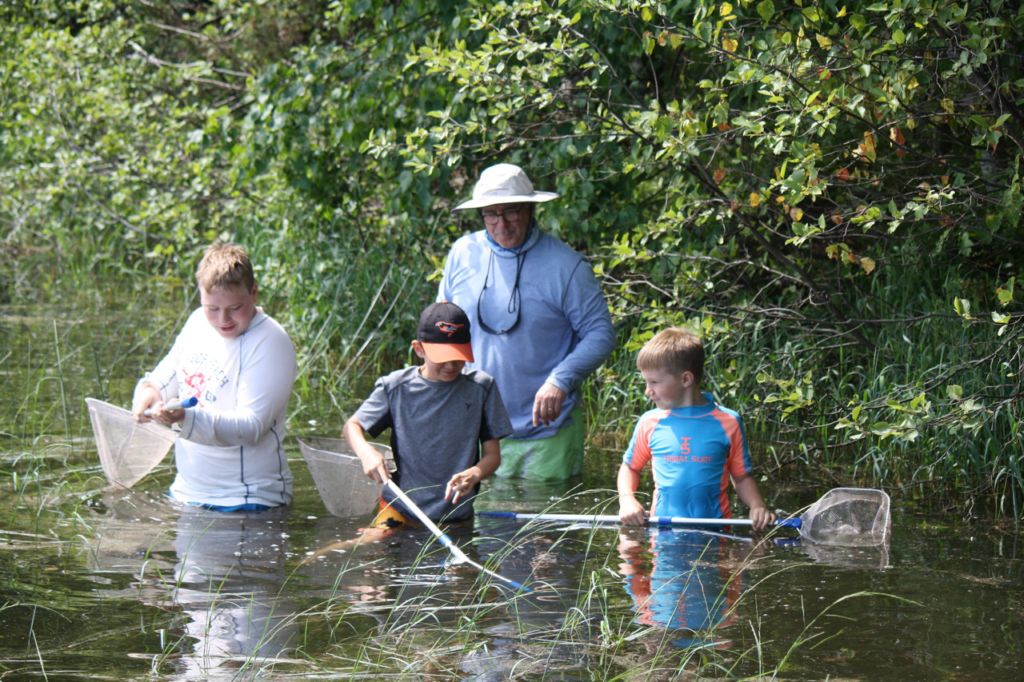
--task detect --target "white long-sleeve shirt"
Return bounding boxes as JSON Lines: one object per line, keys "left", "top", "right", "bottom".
{"left": 137, "top": 307, "right": 297, "bottom": 507}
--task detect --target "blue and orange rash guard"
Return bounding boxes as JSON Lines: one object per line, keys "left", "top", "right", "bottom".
{"left": 622, "top": 392, "right": 752, "bottom": 519}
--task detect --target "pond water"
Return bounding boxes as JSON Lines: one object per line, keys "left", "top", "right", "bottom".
{"left": 1, "top": 294, "right": 1022, "bottom": 681}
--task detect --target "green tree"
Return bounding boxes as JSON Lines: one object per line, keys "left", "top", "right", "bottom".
{"left": 2, "top": 0, "right": 1022, "bottom": 512}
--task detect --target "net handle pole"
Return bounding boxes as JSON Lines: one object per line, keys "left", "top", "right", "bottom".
{"left": 386, "top": 480, "right": 531, "bottom": 593}
{"left": 478, "top": 512, "right": 801, "bottom": 529}
{"left": 144, "top": 396, "right": 199, "bottom": 417}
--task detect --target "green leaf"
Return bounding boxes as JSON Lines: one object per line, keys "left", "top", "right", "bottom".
{"left": 892, "top": 29, "right": 905, "bottom": 44}
{"left": 991, "top": 311, "right": 1010, "bottom": 324}
{"left": 947, "top": 385, "right": 963, "bottom": 400}
{"left": 757, "top": 0, "right": 775, "bottom": 22}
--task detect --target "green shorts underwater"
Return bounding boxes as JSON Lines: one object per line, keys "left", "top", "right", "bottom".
{"left": 494, "top": 405, "right": 585, "bottom": 480}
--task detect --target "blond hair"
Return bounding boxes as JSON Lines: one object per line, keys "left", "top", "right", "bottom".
{"left": 195, "top": 243, "right": 254, "bottom": 292}
{"left": 636, "top": 328, "right": 704, "bottom": 382}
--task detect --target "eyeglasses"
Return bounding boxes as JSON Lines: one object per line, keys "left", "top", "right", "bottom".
{"left": 480, "top": 206, "right": 523, "bottom": 225}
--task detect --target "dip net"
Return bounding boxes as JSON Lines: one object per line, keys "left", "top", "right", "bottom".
{"left": 299, "top": 437, "right": 394, "bottom": 518}
{"left": 799, "top": 487, "right": 891, "bottom": 546}
{"left": 86, "top": 398, "right": 177, "bottom": 489}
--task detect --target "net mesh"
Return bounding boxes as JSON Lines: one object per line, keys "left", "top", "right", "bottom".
{"left": 799, "top": 487, "right": 891, "bottom": 546}
{"left": 86, "top": 398, "right": 177, "bottom": 489}
{"left": 299, "top": 437, "right": 395, "bottom": 518}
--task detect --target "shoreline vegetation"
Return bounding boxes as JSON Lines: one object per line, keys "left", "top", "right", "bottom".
{"left": 2, "top": 0, "right": 1022, "bottom": 519}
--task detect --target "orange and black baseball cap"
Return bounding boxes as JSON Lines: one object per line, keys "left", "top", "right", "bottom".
{"left": 417, "top": 302, "right": 474, "bottom": 363}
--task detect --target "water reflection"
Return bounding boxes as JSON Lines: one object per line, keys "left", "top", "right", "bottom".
{"left": 298, "top": 512, "right": 595, "bottom": 680}
{"left": 801, "top": 538, "right": 891, "bottom": 570}
{"left": 297, "top": 512, "right": 432, "bottom": 605}
{"left": 89, "top": 491, "right": 297, "bottom": 680}
{"left": 617, "top": 526, "right": 746, "bottom": 650}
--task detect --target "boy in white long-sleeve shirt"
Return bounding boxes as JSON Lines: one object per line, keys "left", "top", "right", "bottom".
{"left": 132, "top": 243, "right": 297, "bottom": 511}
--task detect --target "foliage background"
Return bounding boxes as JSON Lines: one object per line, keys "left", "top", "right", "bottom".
{"left": 1, "top": 0, "right": 1021, "bottom": 515}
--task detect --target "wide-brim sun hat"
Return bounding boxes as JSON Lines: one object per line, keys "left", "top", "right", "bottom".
{"left": 453, "top": 163, "right": 560, "bottom": 211}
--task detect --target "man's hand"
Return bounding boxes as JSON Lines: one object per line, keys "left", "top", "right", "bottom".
{"left": 532, "top": 382, "right": 567, "bottom": 427}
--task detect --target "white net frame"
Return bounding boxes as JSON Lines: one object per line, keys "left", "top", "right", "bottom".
{"left": 799, "top": 487, "right": 891, "bottom": 547}
{"left": 86, "top": 398, "right": 177, "bottom": 489}
{"left": 299, "top": 437, "right": 395, "bottom": 518}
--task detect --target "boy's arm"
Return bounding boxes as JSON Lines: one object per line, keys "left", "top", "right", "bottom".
{"left": 445, "top": 438, "right": 501, "bottom": 504}
{"left": 343, "top": 415, "right": 390, "bottom": 484}
{"left": 617, "top": 464, "right": 647, "bottom": 526}
{"left": 731, "top": 473, "right": 776, "bottom": 530}
{"left": 132, "top": 327, "right": 186, "bottom": 423}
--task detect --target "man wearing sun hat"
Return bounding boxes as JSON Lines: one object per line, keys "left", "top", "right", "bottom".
{"left": 438, "top": 164, "right": 615, "bottom": 480}
{"left": 343, "top": 301, "right": 513, "bottom": 524}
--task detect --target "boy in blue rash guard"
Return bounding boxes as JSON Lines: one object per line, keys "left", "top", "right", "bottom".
{"left": 617, "top": 328, "right": 776, "bottom": 530}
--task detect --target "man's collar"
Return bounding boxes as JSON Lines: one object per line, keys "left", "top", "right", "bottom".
{"left": 484, "top": 219, "right": 541, "bottom": 256}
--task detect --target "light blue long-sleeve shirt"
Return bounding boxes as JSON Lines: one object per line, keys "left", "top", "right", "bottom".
{"left": 439, "top": 226, "right": 615, "bottom": 440}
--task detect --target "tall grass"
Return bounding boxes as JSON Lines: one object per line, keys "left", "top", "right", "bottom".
{"left": 233, "top": 207, "right": 450, "bottom": 433}
{"left": 274, "top": 516, "right": 906, "bottom": 681}
{"left": 6, "top": 180, "right": 1022, "bottom": 517}
{"left": 583, "top": 259, "right": 1023, "bottom": 518}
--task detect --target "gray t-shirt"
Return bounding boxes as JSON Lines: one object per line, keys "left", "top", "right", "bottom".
{"left": 354, "top": 366, "right": 513, "bottom": 521}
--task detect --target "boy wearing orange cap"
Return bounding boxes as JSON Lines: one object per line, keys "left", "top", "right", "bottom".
{"left": 343, "top": 301, "right": 513, "bottom": 526}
